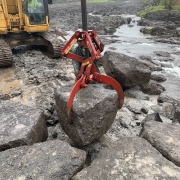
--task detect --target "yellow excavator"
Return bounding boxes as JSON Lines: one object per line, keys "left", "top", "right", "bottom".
{"left": 0, "top": 0, "right": 63, "bottom": 67}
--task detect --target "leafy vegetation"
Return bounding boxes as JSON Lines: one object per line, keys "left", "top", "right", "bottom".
{"left": 137, "top": 6, "right": 165, "bottom": 17}
{"left": 173, "top": 5, "right": 180, "bottom": 10}
{"left": 137, "top": 0, "right": 180, "bottom": 17}
{"left": 160, "top": 0, "right": 178, "bottom": 10}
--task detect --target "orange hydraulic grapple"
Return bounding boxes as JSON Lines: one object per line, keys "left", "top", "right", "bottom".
{"left": 61, "top": 0, "right": 124, "bottom": 124}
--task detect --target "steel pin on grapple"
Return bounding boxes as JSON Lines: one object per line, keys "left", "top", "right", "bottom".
{"left": 61, "top": 0, "right": 124, "bottom": 124}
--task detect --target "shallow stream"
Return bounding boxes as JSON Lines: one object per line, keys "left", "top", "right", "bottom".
{"left": 105, "top": 15, "right": 180, "bottom": 100}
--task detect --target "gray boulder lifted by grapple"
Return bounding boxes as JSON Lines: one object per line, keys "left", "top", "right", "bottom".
{"left": 55, "top": 84, "right": 120, "bottom": 146}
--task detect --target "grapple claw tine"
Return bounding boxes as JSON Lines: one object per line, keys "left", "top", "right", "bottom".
{"left": 93, "top": 72, "right": 124, "bottom": 109}
{"left": 67, "top": 76, "right": 83, "bottom": 123}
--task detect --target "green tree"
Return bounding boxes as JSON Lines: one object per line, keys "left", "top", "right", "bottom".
{"left": 161, "top": 0, "right": 177, "bottom": 10}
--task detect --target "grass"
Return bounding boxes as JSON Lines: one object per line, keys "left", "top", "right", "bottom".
{"left": 137, "top": 6, "right": 165, "bottom": 17}
{"left": 137, "top": 5, "right": 180, "bottom": 17}
{"left": 173, "top": 5, "right": 180, "bottom": 10}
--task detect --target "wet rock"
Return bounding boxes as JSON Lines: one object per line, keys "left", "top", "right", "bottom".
{"left": 104, "top": 26, "right": 116, "bottom": 34}
{"left": 140, "top": 26, "right": 169, "bottom": 36}
{"left": 137, "top": 18, "right": 152, "bottom": 26}
{"left": 154, "top": 51, "right": 170, "bottom": 58}
{"left": 165, "top": 23, "right": 177, "bottom": 30}
{"left": 126, "top": 105, "right": 141, "bottom": 114}
{"left": 144, "top": 10, "right": 180, "bottom": 24}
{"left": 173, "top": 106, "right": 180, "bottom": 124}
{"left": 55, "top": 84, "right": 119, "bottom": 146}
{"left": 102, "top": 51, "right": 151, "bottom": 89}
{"left": 141, "top": 121, "right": 180, "bottom": 166}
{"left": 141, "top": 106, "right": 149, "bottom": 114}
{"left": 107, "top": 105, "right": 144, "bottom": 138}
{"left": 151, "top": 74, "right": 166, "bottom": 82}
{"left": 139, "top": 80, "right": 165, "bottom": 95}
{"left": 126, "top": 17, "right": 132, "bottom": 24}
{"left": 141, "top": 112, "right": 163, "bottom": 127}
{"left": 150, "top": 104, "right": 163, "bottom": 114}
{"left": 0, "top": 101, "right": 48, "bottom": 152}
{"left": 128, "top": 24, "right": 134, "bottom": 28}
{"left": 157, "top": 93, "right": 174, "bottom": 104}
{"left": 0, "top": 140, "right": 86, "bottom": 180}
{"left": 124, "top": 86, "right": 150, "bottom": 100}
{"left": 72, "top": 137, "right": 180, "bottom": 180}
{"left": 120, "top": 119, "right": 128, "bottom": 128}
{"left": 138, "top": 56, "right": 162, "bottom": 71}
{"left": 161, "top": 102, "right": 175, "bottom": 120}
{"left": 88, "top": 14, "right": 125, "bottom": 34}
{"left": 155, "top": 37, "right": 180, "bottom": 44}
{"left": 140, "top": 27, "right": 151, "bottom": 34}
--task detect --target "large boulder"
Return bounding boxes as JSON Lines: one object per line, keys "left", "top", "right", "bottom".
{"left": 0, "top": 100, "right": 48, "bottom": 151}
{"left": 72, "top": 137, "right": 180, "bottom": 179}
{"left": 0, "top": 140, "right": 86, "bottom": 180}
{"left": 102, "top": 51, "right": 151, "bottom": 89}
{"left": 55, "top": 84, "right": 119, "bottom": 146}
{"left": 141, "top": 121, "right": 180, "bottom": 166}
{"left": 140, "top": 27, "right": 170, "bottom": 36}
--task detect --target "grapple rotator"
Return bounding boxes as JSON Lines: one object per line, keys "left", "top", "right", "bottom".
{"left": 61, "top": 0, "right": 124, "bottom": 124}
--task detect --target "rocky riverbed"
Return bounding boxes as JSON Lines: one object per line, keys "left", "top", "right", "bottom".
{"left": 0, "top": 0, "right": 180, "bottom": 179}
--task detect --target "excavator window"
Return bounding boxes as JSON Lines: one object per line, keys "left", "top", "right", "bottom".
{"left": 27, "top": 0, "right": 46, "bottom": 24}
{"left": 27, "top": 0, "right": 44, "bottom": 13}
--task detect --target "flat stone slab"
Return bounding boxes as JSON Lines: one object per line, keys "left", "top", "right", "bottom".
{"left": 55, "top": 84, "right": 119, "bottom": 146}
{"left": 0, "top": 140, "right": 86, "bottom": 180}
{"left": 72, "top": 137, "right": 180, "bottom": 180}
{"left": 141, "top": 121, "right": 180, "bottom": 166}
{"left": 0, "top": 100, "right": 48, "bottom": 151}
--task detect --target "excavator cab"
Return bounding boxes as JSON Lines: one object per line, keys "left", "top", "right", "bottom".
{"left": 26, "top": 0, "right": 49, "bottom": 26}
{"left": 0, "top": 0, "right": 49, "bottom": 33}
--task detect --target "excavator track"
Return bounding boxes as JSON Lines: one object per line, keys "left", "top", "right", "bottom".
{"left": 39, "top": 32, "right": 65, "bottom": 58}
{"left": 0, "top": 38, "right": 13, "bottom": 67}
{"left": 0, "top": 32, "right": 65, "bottom": 68}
